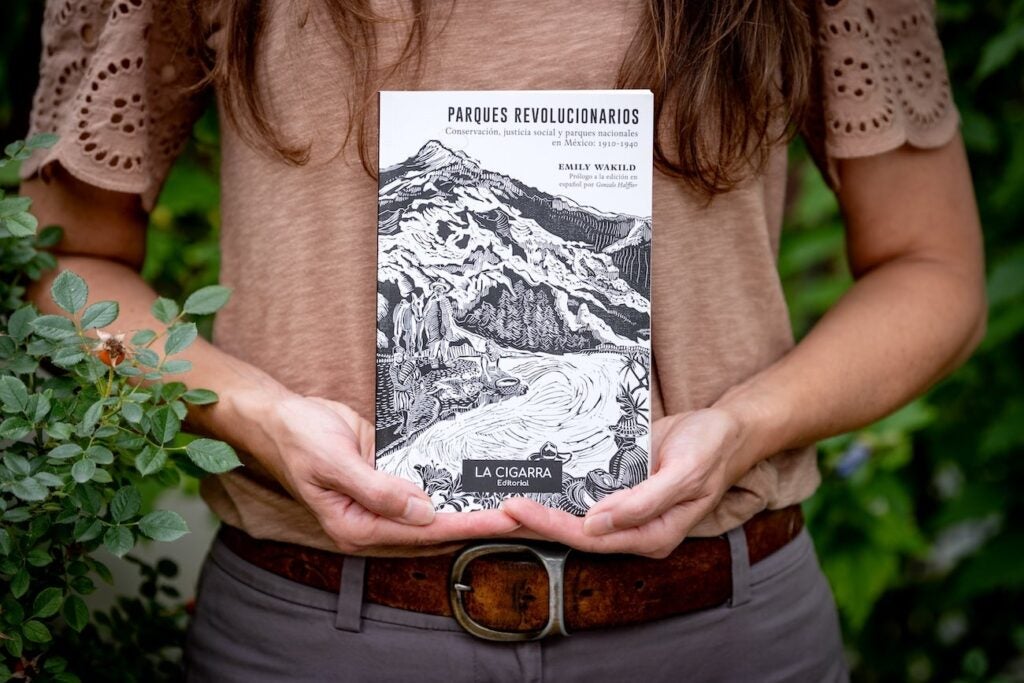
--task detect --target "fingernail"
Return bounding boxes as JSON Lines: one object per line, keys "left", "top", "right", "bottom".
{"left": 402, "top": 497, "right": 435, "bottom": 525}
{"left": 583, "top": 512, "right": 615, "bottom": 536}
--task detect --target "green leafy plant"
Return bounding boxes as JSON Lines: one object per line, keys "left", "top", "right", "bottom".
{"left": 781, "top": 3, "right": 1024, "bottom": 679}
{"left": 0, "top": 135, "right": 241, "bottom": 681}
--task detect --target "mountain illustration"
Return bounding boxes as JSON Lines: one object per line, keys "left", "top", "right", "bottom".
{"left": 377, "top": 140, "right": 652, "bottom": 351}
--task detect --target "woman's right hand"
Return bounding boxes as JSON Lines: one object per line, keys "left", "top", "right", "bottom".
{"left": 18, "top": 171, "right": 521, "bottom": 556}
{"left": 237, "top": 390, "right": 522, "bottom": 556}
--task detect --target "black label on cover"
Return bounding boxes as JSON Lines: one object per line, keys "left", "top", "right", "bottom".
{"left": 462, "top": 460, "right": 562, "bottom": 493}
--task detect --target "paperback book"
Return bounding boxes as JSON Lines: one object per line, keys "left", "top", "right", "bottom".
{"left": 375, "top": 90, "right": 653, "bottom": 515}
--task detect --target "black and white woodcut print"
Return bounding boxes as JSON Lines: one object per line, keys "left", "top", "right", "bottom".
{"left": 375, "top": 92, "right": 652, "bottom": 515}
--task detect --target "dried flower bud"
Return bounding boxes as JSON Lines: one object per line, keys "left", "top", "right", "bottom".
{"left": 96, "top": 330, "right": 128, "bottom": 367}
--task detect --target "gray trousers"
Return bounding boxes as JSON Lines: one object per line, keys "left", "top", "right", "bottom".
{"left": 184, "top": 526, "right": 849, "bottom": 682}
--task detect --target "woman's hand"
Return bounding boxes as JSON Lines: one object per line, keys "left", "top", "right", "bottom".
{"left": 244, "top": 391, "right": 521, "bottom": 556}
{"left": 501, "top": 408, "right": 753, "bottom": 558}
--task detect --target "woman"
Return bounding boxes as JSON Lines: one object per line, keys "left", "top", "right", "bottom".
{"left": 20, "top": 0, "right": 985, "bottom": 680}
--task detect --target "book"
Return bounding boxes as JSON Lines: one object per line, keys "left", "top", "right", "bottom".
{"left": 375, "top": 90, "right": 653, "bottom": 515}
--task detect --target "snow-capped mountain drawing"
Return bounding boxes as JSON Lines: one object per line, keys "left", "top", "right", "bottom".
{"left": 377, "top": 140, "right": 651, "bottom": 350}
{"left": 375, "top": 113, "right": 652, "bottom": 516}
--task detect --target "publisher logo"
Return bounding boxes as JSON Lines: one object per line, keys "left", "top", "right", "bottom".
{"left": 462, "top": 460, "right": 562, "bottom": 493}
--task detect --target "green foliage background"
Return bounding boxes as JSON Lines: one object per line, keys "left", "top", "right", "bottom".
{"left": 1, "top": 1, "right": 1022, "bottom": 680}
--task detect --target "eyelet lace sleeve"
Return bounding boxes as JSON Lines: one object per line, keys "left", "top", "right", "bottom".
{"left": 807, "top": 0, "right": 960, "bottom": 185}
{"left": 21, "top": 0, "right": 209, "bottom": 211}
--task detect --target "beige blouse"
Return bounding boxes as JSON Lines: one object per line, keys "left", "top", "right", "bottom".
{"left": 22, "top": 0, "right": 959, "bottom": 550}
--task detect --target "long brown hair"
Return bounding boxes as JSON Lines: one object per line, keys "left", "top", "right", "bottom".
{"left": 194, "top": 0, "right": 814, "bottom": 196}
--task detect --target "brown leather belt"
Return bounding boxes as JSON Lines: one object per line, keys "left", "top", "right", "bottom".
{"left": 218, "top": 504, "right": 803, "bottom": 638}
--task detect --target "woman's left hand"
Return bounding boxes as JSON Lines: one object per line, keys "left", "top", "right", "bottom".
{"left": 500, "top": 408, "right": 756, "bottom": 559}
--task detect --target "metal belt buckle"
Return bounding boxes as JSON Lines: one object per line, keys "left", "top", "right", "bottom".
{"left": 449, "top": 542, "right": 571, "bottom": 642}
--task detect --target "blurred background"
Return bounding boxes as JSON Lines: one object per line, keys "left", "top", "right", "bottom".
{"left": 2, "top": 1, "right": 1022, "bottom": 681}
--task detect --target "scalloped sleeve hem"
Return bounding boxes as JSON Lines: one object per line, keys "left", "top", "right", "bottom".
{"left": 19, "top": 0, "right": 208, "bottom": 212}
{"left": 809, "top": 0, "right": 960, "bottom": 187}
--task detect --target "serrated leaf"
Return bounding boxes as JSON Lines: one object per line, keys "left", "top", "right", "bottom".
{"left": 170, "top": 399, "right": 187, "bottom": 419}
{"left": 185, "top": 438, "right": 242, "bottom": 473}
{"left": 95, "top": 427, "right": 117, "bottom": 441}
{"left": 82, "top": 357, "right": 108, "bottom": 382}
{"left": 0, "top": 417, "right": 32, "bottom": 440}
{"left": 134, "top": 347, "right": 160, "bottom": 368}
{"left": 25, "top": 132, "right": 59, "bottom": 150}
{"left": 161, "top": 359, "right": 192, "bottom": 374}
{"left": 4, "top": 140, "right": 24, "bottom": 157}
{"left": 109, "top": 486, "right": 141, "bottom": 523}
{"left": 80, "top": 399, "right": 104, "bottom": 433}
{"left": 115, "top": 364, "right": 142, "bottom": 377}
{"left": 30, "top": 314, "right": 77, "bottom": 340}
{"left": 7, "top": 306, "right": 37, "bottom": 341}
{"left": 26, "top": 338, "right": 53, "bottom": 355}
{"left": 11, "top": 568, "right": 29, "bottom": 598}
{"left": 69, "top": 575, "right": 94, "bottom": 595}
{"left": 51, "top": 345, "right": 86, "bottom": 368}
{"left": 28, "top": 515, "right": 51, "bottom": 540}
{"left": 32, "top": 587, "right": 63, "bottom": 619}
{"left": 5, "top": 211, "right": 38, "bottom": 237}
{"left": 2, "top": 597, "right": 23, "bottom": 624}
{"left": 12, "top": 477, "right": 47, "bottom": 502}
{"left": 149, "top": 406, "right": 180, "bottom": 443}
{"left": 0, "top": 375, "right": 29, "bottom": 412}
{"left": 138, "top": 510, "right": 189, "bottom": 541}
{"left": 71, "top": 459, "right": 96, "bottom": 483}
{"left": 22, "top": 619, "right": 51, "bottom": 643}
{"left": 93, "top": 559, "right": 113, "bottom": 584}
{"left": 151, "top": 297, "right": 179, "bottom": 324}
{"left": 135, "top": 446, "right": 167, "bottom": 476}
{"left": 183, "top": 285, "right": 231, "bottom": 315}
{"left": 120, "top": 401, "right": 143, "bottom": 423}
{"left": 0, "top": 529, "right": 10, "bottom": 555}
{"left": 51, "top": 270, "right": 88, "bottom": 314}
{"left": 7, "top": 357, "right": 38, "bottom": 377}
{"left": 26, "top": 547, "right": 52, "bottom": 567}
{"left": 4, "top": 631, "right": 23, "bottom": 658}
{"left": 47, "top": 422, "right": 72, "bottom": 440}
{"left": 182, "top": 388, "right": 218, "bottom": 405}
{"left": 29, "top": 391, "right": 51, "bottom": 422}
{"left": 161, "top": 382, "right": 187, "bottom": 401}
{"left": 48, "top": 443, "right": 82, "bottom": 460}
{"left": 164, "top": 322, "right": 197, "bottom": 355}
{"left": 35, "top": 224, "right": 62, "bottom": 247}
{"left": 5, "top": 452, "right": 30, "bottom": 475}
{"left": 84, "top": 445, "right": 114, "bottom": 465}
{"left": 131, "top": 329, "right": 158, "bottom": 345}
{"left": 80, "top": 301, "right": 118, "bottom": 329}
{"left": 73, "top": 518, "right": 102, "bottom": 543}
{"left": 34, "top": 472, "right": 63, "bottom": 488}
{"left": 3, "top": 508, "right": 31, "bottom": 523}
{"left": 63, "top": 595, "right": 88, "bottom": 632}
{"left": 72, "top": 484, "right": 102, "bottom": 515}
{"left": 92, "top": 468, "right": 113, "bottom": 484}
{"left": 976, "top": 25, "right": 1024, "bottom": 81}
{"left": 43, "top": 655, "right": 68, "bottom": 674}
{"left": 0, "top": 196, "right": 31, "bottom": 215}
{"left": 103, "top": 526, "right": 134, "bottom": 557}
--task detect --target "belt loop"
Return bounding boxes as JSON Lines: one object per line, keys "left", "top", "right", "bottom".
{"left": 725, "top": 525, "right": 751, "bottom": 608}
{"left": 334, "top": 556, "right": 367, "bottom": 632}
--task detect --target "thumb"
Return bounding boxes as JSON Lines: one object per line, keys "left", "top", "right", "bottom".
{"left": 336, "top": 459, "right": 436, "bottom": 525}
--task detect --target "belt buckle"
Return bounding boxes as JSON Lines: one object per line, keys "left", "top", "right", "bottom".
{"left": 449, "top": 542, "right": 571, "bottom": 642}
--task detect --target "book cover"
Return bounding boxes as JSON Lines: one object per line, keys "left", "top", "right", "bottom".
{"left": 375, "top": 90, "right": 653, "bottom": 515}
